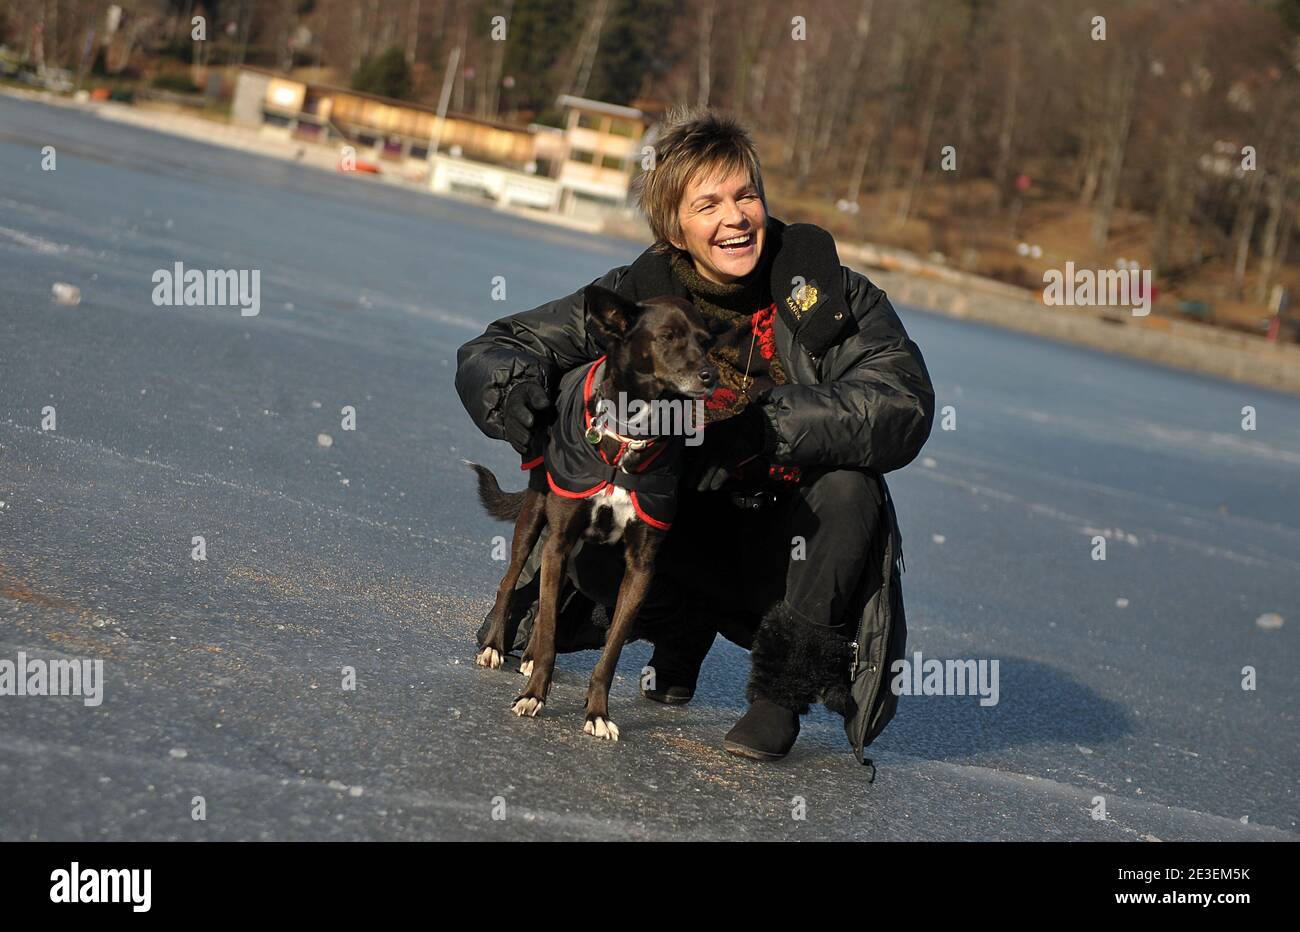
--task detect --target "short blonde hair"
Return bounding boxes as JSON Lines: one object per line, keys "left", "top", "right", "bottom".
{"left": 631, "top": 105, "right": 767, "bottom": 256}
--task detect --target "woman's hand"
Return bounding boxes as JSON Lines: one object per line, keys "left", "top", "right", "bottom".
{"left": 685, "top": 400, "right": 777, "bottom": 491}
{"left": 502, "top": 381, "right": 554, "bottom": 455}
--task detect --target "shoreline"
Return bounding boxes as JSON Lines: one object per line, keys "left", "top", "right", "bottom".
{"left": 7, "top": 86, "right": 1298, "bottom": 395}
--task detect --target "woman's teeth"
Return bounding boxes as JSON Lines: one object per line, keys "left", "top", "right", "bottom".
{"left": 717, "top": 234, "right": 753, "bottom": 252}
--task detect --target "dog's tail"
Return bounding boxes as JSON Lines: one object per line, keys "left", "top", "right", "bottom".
{"left": 464, "top": 461, "right": 526, "bottom": 521}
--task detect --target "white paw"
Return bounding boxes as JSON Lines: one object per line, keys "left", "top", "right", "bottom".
{"left": 511, "top": 696, "right": 544, "bottom": 717}
{"left": 476, "top": 647, "right": 503, "bottom": 669}
{"left": 583, "top": 716, "right": 620, "bottom": 741}
{"left": 519, "top": 659, "right": 534, "bottom": 677}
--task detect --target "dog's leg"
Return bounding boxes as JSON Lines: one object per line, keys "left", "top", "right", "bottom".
{"left": 519, "top": 636, "right": 534, "bottom": 678}
{"left": 512, "top": 498, "right": 585, "bottom": 718}
{"left": 477, "top": 490, "right": 547, "bottom": 670}
{"left": 583, "top": 523, "right": 665, "bottom": 741}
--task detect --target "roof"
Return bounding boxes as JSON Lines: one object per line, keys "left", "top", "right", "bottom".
{"left": 555, "top": 94, "right": 644, "bottom": 121}
{"left": 236, "top": 65, "right": 532, "bottom": 135}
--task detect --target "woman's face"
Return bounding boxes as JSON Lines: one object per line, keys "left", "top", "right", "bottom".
{"left": 670, "top": 165, "right": 767, "bottom": 285}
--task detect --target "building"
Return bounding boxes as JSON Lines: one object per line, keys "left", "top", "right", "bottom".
{"left": 231, "top": 67, "right": 537, "bottom": 168}
{"left": 229, "top": 68, "right": 652, "bottom": 219}
{"left": 552, "top": 95, "right": 650, "bottom": 216}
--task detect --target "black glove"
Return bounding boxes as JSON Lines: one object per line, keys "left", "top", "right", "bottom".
{"left": 685, "top": 401, "right": 777, "bottom": 492}
{"left": 501, "top": 381, "right": 553, "bottom": 455}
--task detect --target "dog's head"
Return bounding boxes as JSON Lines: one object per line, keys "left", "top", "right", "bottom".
{"left": 584, "top": 285, "right": 716, "bottom": 401}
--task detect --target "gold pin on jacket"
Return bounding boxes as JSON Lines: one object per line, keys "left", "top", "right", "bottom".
{"left": 785, "top": 281, "right": 819, "bottom": 320}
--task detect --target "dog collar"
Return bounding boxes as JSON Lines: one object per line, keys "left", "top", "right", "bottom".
{"left": 582, "top": 358, "right": 660, "bottom": 460}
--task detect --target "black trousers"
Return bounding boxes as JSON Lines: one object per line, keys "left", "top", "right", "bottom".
{"left": 565, "top": 466, "right": 886, "bottom": 712}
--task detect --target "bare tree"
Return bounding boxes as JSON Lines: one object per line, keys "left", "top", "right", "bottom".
{"left": 895, "top": 65, "right": 942, "bottom": 226}
{"left": 696, "top": 0, "right": 713, "bottom": 108}
{"left": 1089, "top": 47, "right": 1140, "bottom": 255}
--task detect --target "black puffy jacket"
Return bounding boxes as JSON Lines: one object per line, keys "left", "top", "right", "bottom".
{"left": 455, "top": 217, "right": 935, "bottom": 762}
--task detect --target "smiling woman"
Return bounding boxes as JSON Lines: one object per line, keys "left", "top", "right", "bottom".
{"left": 668, "top": 170, "right": 766, "bottom": 284}
{"left": 632, "top": 113, "right": 769, "bottom": 286}
{"left": 456, "top": 105, "right": 935, "bottom": 764}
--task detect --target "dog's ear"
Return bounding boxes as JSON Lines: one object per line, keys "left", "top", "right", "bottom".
{"left": 584, "top": 284, "right": 642, "bottom": 345}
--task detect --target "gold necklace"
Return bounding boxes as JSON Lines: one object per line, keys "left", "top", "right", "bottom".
{"left": 739, "top": 327, "right": 757, "bottom": 395}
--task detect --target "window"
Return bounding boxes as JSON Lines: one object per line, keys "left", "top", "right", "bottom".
{"left": 577, "top": 112, "right": 604, "bottom": 131}
{"left": 600, "top": 154, "right": 626, "bottom": 171}
{"left": 608, "top": 119, "right": 636, "bottom": 138}
{"left": 569, "top": 148, "right": 595, "bottom": 164}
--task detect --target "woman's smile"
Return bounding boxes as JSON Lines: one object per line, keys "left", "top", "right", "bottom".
{"left": 714, "top": 230, "right": 756, "bottom": 258}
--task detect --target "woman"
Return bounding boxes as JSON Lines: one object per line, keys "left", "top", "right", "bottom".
{"left": 456, "top": 106, "right": 934, "bottom": 763}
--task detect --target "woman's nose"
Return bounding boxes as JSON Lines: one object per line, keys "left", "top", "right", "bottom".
{"left": 720, "top": 198, "right": 748, "bottom": 227}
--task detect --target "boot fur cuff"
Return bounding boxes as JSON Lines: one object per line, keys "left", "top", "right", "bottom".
{"left": 746, "top": 600, "right": 853, "bottom": 715}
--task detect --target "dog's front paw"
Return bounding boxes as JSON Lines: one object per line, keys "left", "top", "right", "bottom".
{"left": 583, "top": 716, "right": 620, "bottom": 741}
{"left": 476, "top": 646, "right": 504, "bottom": 669}
{"left": 511, "top": 695, "right": 544, "bottom": 717}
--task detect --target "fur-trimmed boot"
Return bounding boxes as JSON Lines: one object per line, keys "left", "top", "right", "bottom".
{"left": 724, "top": 600, "right": 853, "bottom": 760}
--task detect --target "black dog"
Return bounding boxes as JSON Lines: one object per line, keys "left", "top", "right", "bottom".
{"left": 467, "top": 285, "right": 714, "bottom": 740}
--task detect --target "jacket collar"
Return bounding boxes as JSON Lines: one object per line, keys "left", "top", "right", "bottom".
{"left": 619, "top": 216, "right": 853, "bottom": 357}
